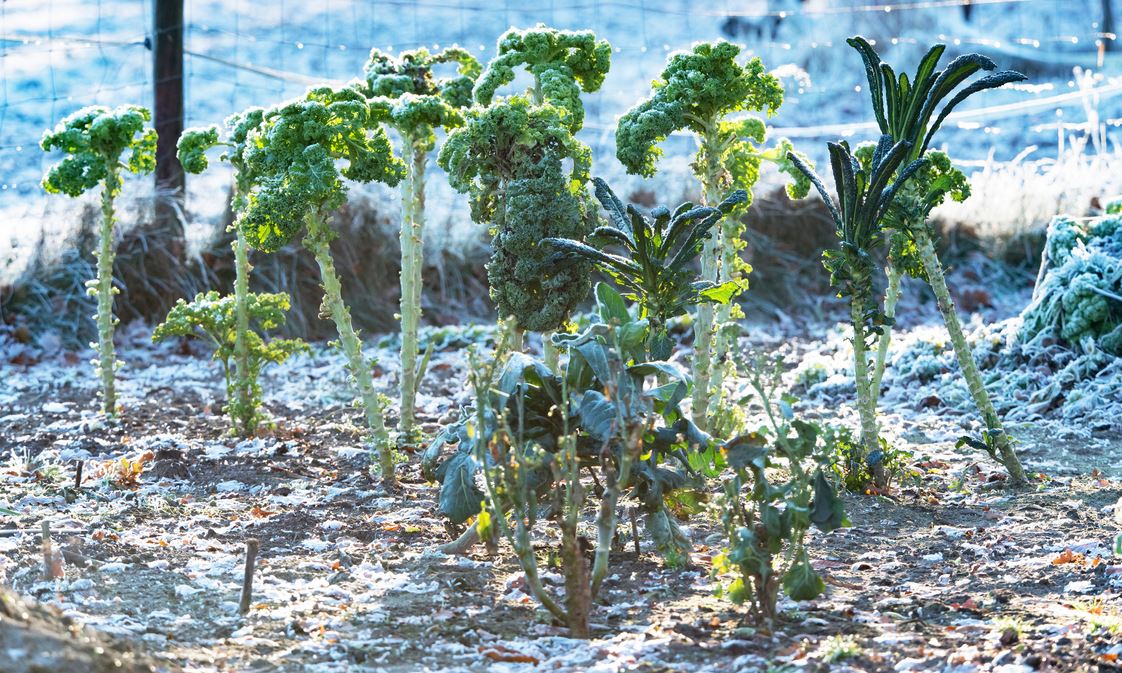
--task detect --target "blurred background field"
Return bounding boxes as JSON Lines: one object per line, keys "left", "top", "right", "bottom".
{"left": 1, "top": 0, "right": 1121, "bottom": 338}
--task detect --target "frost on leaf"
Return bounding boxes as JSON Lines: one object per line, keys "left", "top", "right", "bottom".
{"left": 1020, "top": 213, "right": 1122, "bottom": 354}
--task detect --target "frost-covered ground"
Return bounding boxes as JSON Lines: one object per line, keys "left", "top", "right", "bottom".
{"left": 2, "top": 260, "right": 1122, "bottom": 672}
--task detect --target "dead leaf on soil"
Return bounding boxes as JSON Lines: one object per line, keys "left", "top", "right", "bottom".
{"left": 479, "top": 645, "right": 539, "bottom": 664}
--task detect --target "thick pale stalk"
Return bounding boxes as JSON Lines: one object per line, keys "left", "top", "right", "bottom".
{"left": 94, "top": 166, "right": 120, "bottom": 416}
{"left": 691, "top": 128, "right": 723, "bottom": 429}
{"left": 398, "top": 141, "right": 426, "bottom": 441}
{"left": 871, "top": 260, "right": 902, "bottom": 406}
{"left": 849, "top": 300, "right": 880, "bottom": 461}
{"left": 231, "top": 221, "right": 255, "bottom": 436}
{"left": 914, "top": 227, "right": 1028, "bottom": 485}
{"left": 305, "top": 212, "right": 396, "bottom": 487}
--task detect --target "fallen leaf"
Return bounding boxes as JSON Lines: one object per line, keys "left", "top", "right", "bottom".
{"left": 480, "top": 645, "right": 539, "bottom": 664}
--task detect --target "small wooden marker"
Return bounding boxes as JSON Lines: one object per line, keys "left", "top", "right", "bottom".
{"left": 239, "top": 538, "right": 260, "bottom": 615}
{"left": 630, "top": 508, "right": 641, "bottom": 560}
{"left": 41, "top": 521, "right": 59, "bottom": 579}
{"left": 74, "top": 460, "right": 84, "bottom": 489}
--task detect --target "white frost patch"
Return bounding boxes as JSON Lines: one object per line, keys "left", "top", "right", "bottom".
{"left": 174, "top": 584, "right": 204, "bottom": 598}
{"left": 1063, "top": 580, "right": 1096, "bottom": 594}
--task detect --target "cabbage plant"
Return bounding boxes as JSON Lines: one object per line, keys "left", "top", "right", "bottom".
{"left": 40, "top": 105, "right": 157, "bottom": 416}
{"left": 424, "top": 284, "right": 714, "bottom": 571}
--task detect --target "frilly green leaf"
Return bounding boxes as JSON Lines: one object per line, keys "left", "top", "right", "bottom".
{"left": 41, "top": 104, "right": 156, "bottom": 197}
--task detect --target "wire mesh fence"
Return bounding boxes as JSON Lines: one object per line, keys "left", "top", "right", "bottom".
{"left": 0, "top": 0, "right": 1118, "bottom": 223}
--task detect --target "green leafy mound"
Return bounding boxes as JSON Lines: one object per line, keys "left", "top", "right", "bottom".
{"left": 474, "top": 24, "right": 611, "bottom": 130}
{"left": 439, "top": 96, "right": 595, "bottom": 332}
{"left": 615, "top": 40, "right": 784, "bottom": 179}
{"left": 362, "top": 46, "right": 481, "bottom": 150}
{"left": 489, "top": 156, "right": 595, "bottom": 332}
{"left": 239, "top": 88, "right": 406, "bottom": 252}
{"left": 40, "top": 105, "right": 157, "bottom": 197}
{"left": 1020, "top": 213, "right": 1122, "bottom": 353}
{"left": 153, "top": 290, "right": 308, "bottom": 427}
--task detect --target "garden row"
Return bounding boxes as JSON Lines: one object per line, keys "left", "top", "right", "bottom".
{"left": 40, "top": 25, "right": 1043, "bottom": 633}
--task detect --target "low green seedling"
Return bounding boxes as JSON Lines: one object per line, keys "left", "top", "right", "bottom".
{"left": 153, "top": 291, "right": 307, "bottom": 432}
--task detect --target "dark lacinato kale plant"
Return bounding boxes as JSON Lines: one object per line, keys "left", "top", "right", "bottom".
{"left": 713, "top": 353, "right": 847, "bottom": 627}
{"left": 40, "top": 105, "right": 158, "bottom": 416}
{"left": 152, "top": 291, "right": 307, "bottom": 428}
{"left": 359, "top": 46, "right": 481, "bottom": 442}
{"left": 848, "top": 36, "right": 1028, "bottom": 485}
{"left": 615, "top": 40, "right": 809, "bottom": 431}
{"left": 238, "top": 86, "right": 406, "bottom": 486}
{"left": 545, "top": 177, "right": 747, "bottom": 361}
{"left": 439, "top": 25, "right": 609, "bottom": 371}
{"left": 175, "top": 108, "right": 281, "bottom": 436}
{"left": 787, "top": 136, "right": 926, "bottom": 488}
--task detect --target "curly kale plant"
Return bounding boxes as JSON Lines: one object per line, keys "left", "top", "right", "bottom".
{"left": 849, "top": 36, "right": 1028, "bottom": 484}
{"left": 40, "top": 104, "right": 158, "bottom": 416}
{"left": 153, "top": 291, "right": 307, "bottom": 429}
{"left": 439, "top": 95, "right": 596, "bottom": 340}
{"left": 546, "top": 177, "right": 747, "bottom": 361}
{"left": 714, "top": 353, "right": 846, "bottom": 627}
{"left": 359, "top": 46, "right": 481, "bottom": 442}
{"left": 176, "top": 109, "right": 272, "bottom": 436}
{"left": 239, "top": 86, "right": 406, "bottom": 486}
{"left": 787, "top": 137, "right": 925, "bottom": 487}
{"left": 473, "top": 24, "right": 611, "bottom": 130}
{"left": 615, "top": 40, "right": 809, "bottom": 431}
{"left": 439, "top": 25, "right": 609, "bottom": 370}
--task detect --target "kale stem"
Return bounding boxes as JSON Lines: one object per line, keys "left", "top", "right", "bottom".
{"left": 871, "top": 256, "right": 903, "bottom": 406}
{"left": 849, "top": 295, "right": 881, "bottom": 468}
{"left": 231, "top": 179, "right": 256, "bottom": 436}
{"left": 914, "top": 225, "right": 1027, "bottom": 485}
{"left": 305, "top": 210, "right": 395, "bottom": 487}
{"left": 94, "top": 163, "right": 120, "bottom": 416}
{"left": 691, "top": 122, "right": 724, "bottom": 431}
{"left": 398, "top": 139, "right": 427, "bottom": 442}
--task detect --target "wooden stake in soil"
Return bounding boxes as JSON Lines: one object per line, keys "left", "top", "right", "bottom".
{"left": 74, "top": 460, "right": 84, "bottom": 489}
{"left": 239, "top": 538, "right": 259, "bottom": 615}
{"left": 41, "top": 521, "right": 62, "bottom": 580}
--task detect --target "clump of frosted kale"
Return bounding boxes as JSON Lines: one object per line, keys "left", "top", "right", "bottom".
{"left": 439, "top": 95, "right": 596, "bottom": 333}
{"left": 1019, "top": 212, "right": 1122, "bottom": 354}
